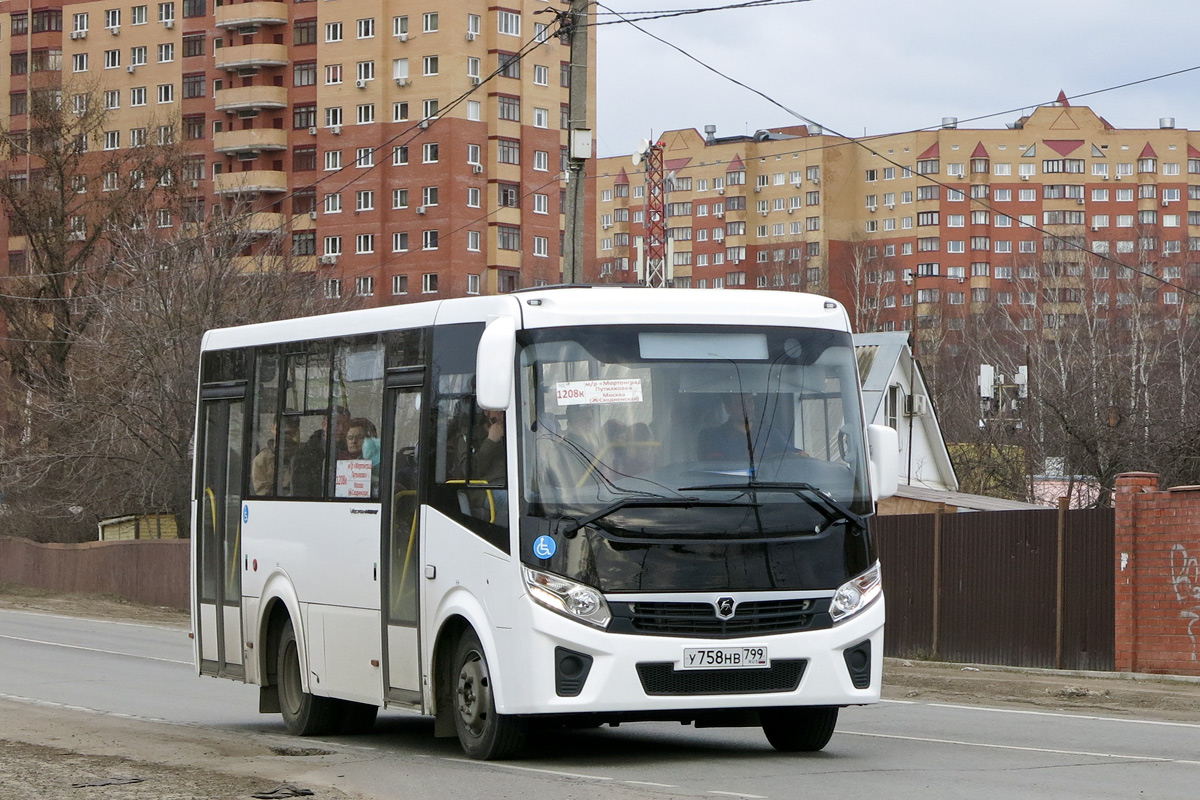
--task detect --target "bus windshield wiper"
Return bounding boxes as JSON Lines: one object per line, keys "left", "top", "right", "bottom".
{"left": 560, "top": 495, "right": 757, "bottom": 537}
{"left": 679, "top": 482, "right": 865, "bottom": 533}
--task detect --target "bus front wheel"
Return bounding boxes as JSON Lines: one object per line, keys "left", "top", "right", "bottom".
{"left": 761, "top": 706, "right": 839, "bottom": 752}
{"left": 277, "top": 619, "right": 341, "bottom": 736}
{"left": 451, "top": 630, "right": 528, "bottom": 760}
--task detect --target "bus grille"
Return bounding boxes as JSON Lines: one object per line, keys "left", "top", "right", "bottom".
{"left": 636, "top": 659, "right": 806, "bottom": 695}
{"left": 612, "top": 599, "right": 830, "bottom": 638}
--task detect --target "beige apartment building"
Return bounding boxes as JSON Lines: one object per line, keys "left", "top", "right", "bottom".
{"left": 592, "top": 99, "right": 1199, "bottom": 359}
{"left": 0, "top": 0, "right": 593, "bottom": 303}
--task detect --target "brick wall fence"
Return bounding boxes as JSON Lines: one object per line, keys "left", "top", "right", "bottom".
{"left": 0, "top": 536, "right": 189, "bottom": 611}
{"left": 1115, "top": 473, "right": 1200, "bottom": 675}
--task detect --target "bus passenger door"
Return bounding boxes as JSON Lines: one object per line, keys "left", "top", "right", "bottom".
{"left": 382, "top": 382, "right": 423, "bottom": 702}
{"left": 196, "top": 396, "right": 245, "bottom": 679}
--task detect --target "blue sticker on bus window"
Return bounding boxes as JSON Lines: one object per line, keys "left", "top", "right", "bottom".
{"left": 243, "top": 505, "right": 249, "bottom": 524}
{"left": 532, "top": 535, "right": 557, "bottom": 560}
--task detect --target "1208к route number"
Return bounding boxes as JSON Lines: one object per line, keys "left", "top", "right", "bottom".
{"left": 679, "top": 646, "right": 770, "bottom": 670}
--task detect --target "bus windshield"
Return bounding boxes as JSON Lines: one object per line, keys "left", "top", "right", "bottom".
{"left": 517, "top": 325, "right": 875, "bottom": 593}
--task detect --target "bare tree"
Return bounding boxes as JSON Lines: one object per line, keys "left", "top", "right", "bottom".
{"left": 0, "top": 87, "right": 326, "bottom": 540}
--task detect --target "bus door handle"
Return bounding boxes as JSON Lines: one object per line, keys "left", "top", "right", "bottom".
{"left": 425, "top": 565, "right": 436, "bottom": 579}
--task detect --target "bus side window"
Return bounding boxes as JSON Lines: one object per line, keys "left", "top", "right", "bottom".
{"left": 429, "top": 323, "right": 509, "bottom": 551}
{"left": 249, "top": 348, "right": 283, "bottom": 497}
{"left": 331, "top": 335, "right": 384, "bottom": 499}
{"left": 283, "top": 343, "right": 333, "bottom": 498}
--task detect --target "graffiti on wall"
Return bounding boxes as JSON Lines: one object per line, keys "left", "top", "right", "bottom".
{"left": 1171, "top": 544, "right": 1200, "bottom": 661}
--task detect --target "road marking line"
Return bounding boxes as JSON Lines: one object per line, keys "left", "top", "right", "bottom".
{"left": 0, "top": 608, "right": 182, "bottom": 631}
{"left": 623, "top": 781, "right": 679, "bottom": 788}
{"left": 842, "top": 730, "right": 1200, "bottom": 765}
{"left": 439, "top": 758, "right": 612, "bottom": 781}
{"left": 881, "top": 698, "right": 1200, "bottom": 729}
{"left": 709, "top": 792, "right": 766, "bottom": 798}
{"left": 0, "top": 633, "right": 191, "bottom": 665}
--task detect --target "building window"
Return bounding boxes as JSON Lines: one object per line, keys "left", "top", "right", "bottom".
{"left": 392, "top": 232, "right": 409, "bottom": 252}
{"left": 158, "top": 84, "right": 174, "bottom": 103}
{"left": 393, "top": 188, "right": 408, "bottom": 209}
{"left": 423, "top": 12, "right": 438, "bottom": 32}
{"left": 498, "top": 10, "right": 520, "bottom": 36}
{"left": 498, "top": 95, "right": 520, "bottom": 121}
{"left": 466, "top": 230, "right": 481, "bottom": 251}
{"left": 422, "top": 143, "right": 439, "bottom": 163}
{"left": 325, "top": 21, "right": 343, "bottom": 42}
{"left": 356, "top": 235, "right": 375, "bottom": 255}
{"left": 392, "top": 275, "right": 408, "bottom": 295}
{"left": 497, "top": 139, "right": 519, "bottom": 164}
{"left": 467, "top": 274, "right": 480, "bottom": 295}
{"left": 497, "top": 226, "right": 520, "bottom": 250}
{"left": 498, "top": 52, "right": 520, "bottom": 79}
{"left": 422, "top": 230, "right": 439, "bottom": 251}
{"left": 182, "top": 73, "right": 204, "bottom": 99}
{"left": 324, "top": 279, "right": 342, "bottom": 299}
{"left": 422, "top": 273, "right": 439, "bottom": 293}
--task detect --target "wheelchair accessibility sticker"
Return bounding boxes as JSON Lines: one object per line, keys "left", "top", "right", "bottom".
{"left": 533, "top": 535, "right": 557, "bottom": 560}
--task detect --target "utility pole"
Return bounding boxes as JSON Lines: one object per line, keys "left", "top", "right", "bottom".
{"left": 562, "top": 0, "right": 591, "bottom": 284}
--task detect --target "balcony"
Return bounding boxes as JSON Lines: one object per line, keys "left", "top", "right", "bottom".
{"left": 214, "top": 85, "right": 287, "bottom": 112}
{"left": 213, "top": 128, "right": 289, "bottom": 154}
{"left": 244, "top": 212, "right": 287, "bottom": 234}
{"left": 214, "top": 170, "right": 288, "bottom": 195}
{"left": 215, "top": 1, "right": 289, "bottom": 29}
{"left": 214, "top": 43, "right": 288, "bottom": 72}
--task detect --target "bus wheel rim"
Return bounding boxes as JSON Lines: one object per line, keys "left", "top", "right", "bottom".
{"left": 456, "top": 650, "right": 489, "bottom": 737}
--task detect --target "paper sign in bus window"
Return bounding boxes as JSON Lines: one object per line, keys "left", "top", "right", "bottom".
{"left": 554, "top": 379, "right": 643, "bottom": 406}
{"left": 335, "top": 459, "right": 373, "bottom": 498}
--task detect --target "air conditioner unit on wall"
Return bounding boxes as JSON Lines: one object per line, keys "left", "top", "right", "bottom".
{"left": 471, "top": 163, "right": 483, "bottom": 174}
{"left": 318, "top": 254, "right": 338, "bottom": 265}
{"left": 163, "top": 19, "right": 174, "bottom": 29}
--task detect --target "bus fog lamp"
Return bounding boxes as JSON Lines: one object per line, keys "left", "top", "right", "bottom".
{"left": 830, "top": 562, "right": 882, "bottom": 623}
{"left": 524, "top": 567, "right": 611, "bottom": 628}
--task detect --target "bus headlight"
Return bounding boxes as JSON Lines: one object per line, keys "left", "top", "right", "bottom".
{"left": 830, "top": 562, "right": 882, "bottom": 624}
{"left": 523, "top": 567, "right": 612, "bottom": 629}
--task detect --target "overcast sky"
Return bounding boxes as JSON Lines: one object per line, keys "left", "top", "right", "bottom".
{"left": 594, "top": 0, "right": 1200, "bottom": 158}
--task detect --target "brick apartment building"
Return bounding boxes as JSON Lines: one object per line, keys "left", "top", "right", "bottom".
{"left": 0, "top": 0, "right": 593, "bottom": 303}
{"left": 592, "top": 97, "right": 1199, "bottom": 358}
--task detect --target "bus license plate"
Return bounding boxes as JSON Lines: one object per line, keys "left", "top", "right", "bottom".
{"left": 679, "top": 646, "right": 770, "bottom": 670}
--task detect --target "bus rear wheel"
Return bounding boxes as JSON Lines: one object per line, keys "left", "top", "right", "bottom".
{"left": 451, "top": 630, "right": 528, "bottom": 760}
{"left": 761, "top": 706, "right": 839, "bottom": 752}
{"left": 277, "top": 619, "right": 341, "bottom": 736}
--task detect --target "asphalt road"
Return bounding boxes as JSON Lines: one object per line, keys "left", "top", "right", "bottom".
{"left": 2, "top": 606, "right": 1198, "bottom": 799}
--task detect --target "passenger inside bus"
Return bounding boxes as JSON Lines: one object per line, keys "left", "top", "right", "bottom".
{"left": 251, "top": 417, "right": 299, "bottom": 496}
{"left": 291, "top": 405, "right": 350, "bottom": 496}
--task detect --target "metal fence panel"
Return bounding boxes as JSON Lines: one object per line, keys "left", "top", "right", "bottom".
{"left": 874, "top": 508, "right": 1114, "bottom": 670}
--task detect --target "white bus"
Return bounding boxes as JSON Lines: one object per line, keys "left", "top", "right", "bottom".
{"left": 192, "top": 287, "right": 898, "bottom": 759}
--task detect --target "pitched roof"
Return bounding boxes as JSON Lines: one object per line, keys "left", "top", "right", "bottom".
{"left": 918, "top": 142, "right": 940, "bottom": 160}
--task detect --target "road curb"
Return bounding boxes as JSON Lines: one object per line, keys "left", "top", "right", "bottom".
{"left": 883, "top": 657, "right": 1200, "bottom": 686}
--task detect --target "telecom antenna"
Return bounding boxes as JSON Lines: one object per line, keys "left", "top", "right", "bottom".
{"left": 633, "top": 139, "right": 667, "bottom": 288}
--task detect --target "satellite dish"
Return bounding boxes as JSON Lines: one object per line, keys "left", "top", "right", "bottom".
{"left": 631, "top": 137, "right": 650, "bottom": 166}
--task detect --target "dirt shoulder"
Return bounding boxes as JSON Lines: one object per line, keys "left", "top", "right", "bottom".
{"left": 2, "top": 585, "right": 1199, "bottom": 798}
{"left": 881, "top": 658, "right": 1200, "bottom": 723}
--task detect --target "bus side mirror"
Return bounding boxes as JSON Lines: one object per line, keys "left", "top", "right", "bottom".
{"left": 867, "top": 424, "right": 899, "bottom": 502}
{"left": 476, "top": 316, "right": 516, "bottom": 410}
